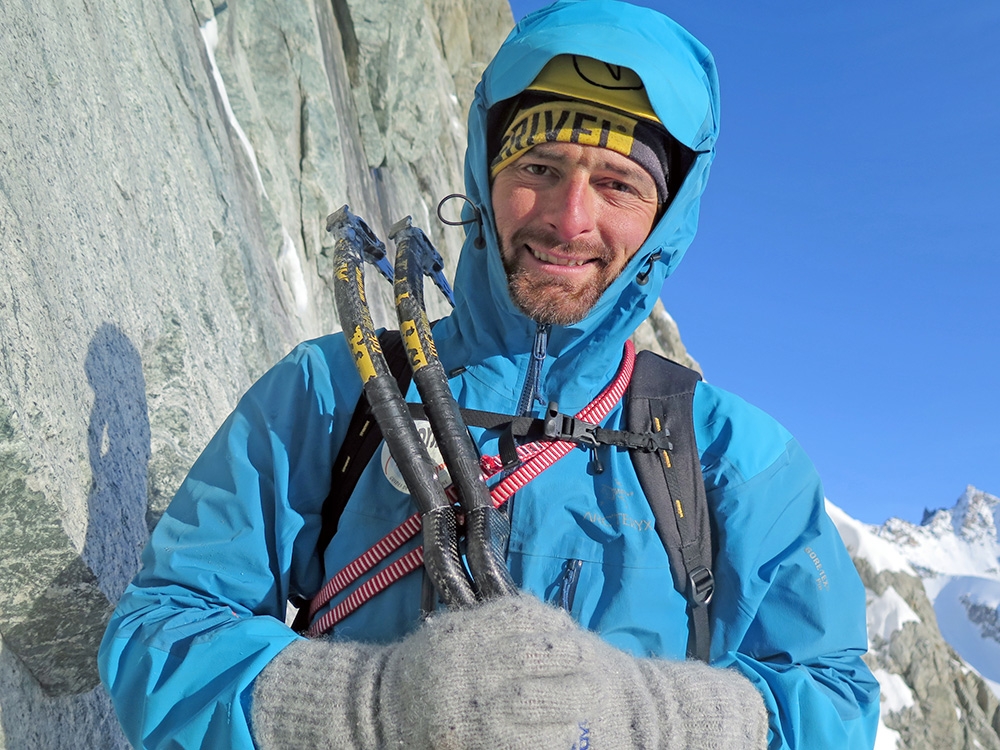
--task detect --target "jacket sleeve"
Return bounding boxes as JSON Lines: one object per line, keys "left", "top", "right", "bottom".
{"left": 694, "top": 383, "right": 880, "bottom": 750}
{"left": 98, "top": 337, "right": 360, "bottom": 749}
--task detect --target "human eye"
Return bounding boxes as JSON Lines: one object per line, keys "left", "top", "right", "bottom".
{"left": 598, "top": 176, "right": 644, "bottom": 197}
{"left": 522, "top": 162, "right": 549, "bottom": 176}
{"left": 607, "top": 179, "right": 636, "bottom": 194}
{"left": 599, "top": 171, "right": 655, "bottom": 202}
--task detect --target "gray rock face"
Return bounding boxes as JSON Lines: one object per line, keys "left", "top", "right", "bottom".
{"left": 0, "top": 0, "right": 694, "bottom": 746}
{"left": 631, "top": 300, "right": 701, "bottom": 374}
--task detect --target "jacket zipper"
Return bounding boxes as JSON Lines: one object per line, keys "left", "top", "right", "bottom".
{"left": 502, "top": 324, "right": 550, "bottom": 529}
{"left": 516, "top": 323, "right": 550, "bottom": 417}
{"left": 559, "top": 558, "right": 583, "bottom": 612}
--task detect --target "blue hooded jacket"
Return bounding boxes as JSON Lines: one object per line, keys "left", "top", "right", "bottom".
{"left": 99, "top": 2, "right": 880, "bottom": 748}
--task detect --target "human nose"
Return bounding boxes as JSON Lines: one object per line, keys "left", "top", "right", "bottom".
{"left": 546, "top": 174, "right": 596, "bottom": 242}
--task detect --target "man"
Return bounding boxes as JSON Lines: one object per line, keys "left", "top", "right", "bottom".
{"left": 99, "top": 1, "right": 880, "bottom": 748}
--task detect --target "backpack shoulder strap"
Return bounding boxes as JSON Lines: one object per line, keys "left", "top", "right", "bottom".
{"left": 319, "top": 328, "right": 410, "bottom": 554}
{"left": 627, "top": 350, "right": 715, "bottom": 662}
{"left": 290, "top": 329, "right": 410, "bottom": 633}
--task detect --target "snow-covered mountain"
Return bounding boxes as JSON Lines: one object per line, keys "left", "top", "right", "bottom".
{"left": 830, "top": 486, "right": 1000, "bottom": 750}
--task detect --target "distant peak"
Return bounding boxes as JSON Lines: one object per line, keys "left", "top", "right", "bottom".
{"left": 920, "top": 485, "right": 1000, "bottom": 544}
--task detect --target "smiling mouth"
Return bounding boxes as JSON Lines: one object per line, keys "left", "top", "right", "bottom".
{"left": 527, "top": 245, "right": 594, "bottom": 267}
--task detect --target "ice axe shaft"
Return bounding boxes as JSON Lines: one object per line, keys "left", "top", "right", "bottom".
{"left": 326, "top": 205, "right": 476, "bottom": 612}
{"left": 390, "top": 216, "right": 517, "bottom": 600}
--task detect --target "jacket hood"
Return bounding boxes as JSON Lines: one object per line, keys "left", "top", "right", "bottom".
{"left": 439, "top": 0, "right": 720, "bottom": 411}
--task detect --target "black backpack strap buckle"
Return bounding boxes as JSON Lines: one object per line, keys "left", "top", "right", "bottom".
{"left": 543, "top": 402, "right": 599, "bottom": 446}
{"left": 688, "top": 565, "right": 715, "bottom": 606}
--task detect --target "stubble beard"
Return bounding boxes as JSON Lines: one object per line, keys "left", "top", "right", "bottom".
{"left": 500, "top": 228, "right": 622, "bottom": 327}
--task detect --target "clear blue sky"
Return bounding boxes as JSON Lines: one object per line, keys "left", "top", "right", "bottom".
{"left": 507, "top": 0, "right": 1000, "bottom": 525}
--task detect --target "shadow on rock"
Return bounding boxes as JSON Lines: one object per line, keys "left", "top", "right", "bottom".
{"left": 82, "top": 323, "right": 152, "bottom": 604}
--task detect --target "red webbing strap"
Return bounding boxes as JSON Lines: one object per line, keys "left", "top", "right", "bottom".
{"left": 305, "top": 341, "right": 635, "bottom": 636}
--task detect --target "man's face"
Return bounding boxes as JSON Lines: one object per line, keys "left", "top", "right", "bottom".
{"left": 491, "top": 141, "right": 659, "bottom": 326}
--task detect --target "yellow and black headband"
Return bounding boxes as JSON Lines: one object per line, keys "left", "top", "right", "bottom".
{"left": 490, "top": 55, "right": 670, "bottom": 201}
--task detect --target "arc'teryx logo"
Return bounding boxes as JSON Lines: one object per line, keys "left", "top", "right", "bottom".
{"left": 584, "top": 511, "right": 653, "bottom": 532}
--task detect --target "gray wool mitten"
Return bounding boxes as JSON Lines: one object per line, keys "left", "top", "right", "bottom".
{"left": 251, "top": 595, "right": 769, "bottom": 750}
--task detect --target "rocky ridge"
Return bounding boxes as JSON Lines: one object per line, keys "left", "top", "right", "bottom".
{"left": 832, "top": 486, "right": 1000, "bottom": 749}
